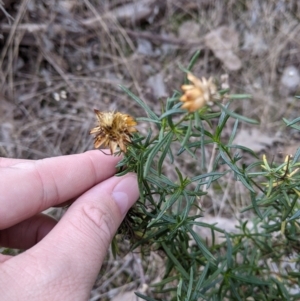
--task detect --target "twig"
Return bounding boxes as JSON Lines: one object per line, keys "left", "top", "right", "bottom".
{"left": 199, "top": 143, "right": 217, "bottom": 215}
{"left": 33, "top": 34, "right": 76, "bottom": 90}
{"left": 133, "top": 253, "right": 146, "bottom": 285}
{"left": 0, "top": 20, "right": 205, "bottom": 47}
{"left": 117, "top": 27, "right": 204, "bottom": 46}
{"left": 0, "top": 0, "right": 30, "bottom": 87}
{"left": 99, "top": 254, "right": 134, "bottom": 290}
{"left": 0, "top": 1, "right": 14, "bottom": 23}
{"left": 83, "top": 0, "right": 146, "bottom": 107}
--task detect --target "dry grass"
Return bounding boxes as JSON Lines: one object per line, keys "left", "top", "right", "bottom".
{"left": 1, "top": 0, "right": 300, "bottom": 299}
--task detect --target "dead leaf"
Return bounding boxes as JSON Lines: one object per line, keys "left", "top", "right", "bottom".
{"left": 178, "top": 20, "right": 201, "bottom": 42}
{"left": 205, "top": 26, "right": 242, "bottom": 71}
{"left": 111, "top": 291, "right": 138, "bottom": 301}
{"left": 233, "top": 128, "right": 282, "bottom": 153}
{"left": 110, "top": 0, "right": 159, "bottom": 24}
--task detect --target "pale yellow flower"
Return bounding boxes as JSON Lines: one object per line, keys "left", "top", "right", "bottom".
{"left": 90, "top": 110, "right": 137, "bottom": 154}
{"left": 180, "top": 73, "right": 217, "bottom": 112}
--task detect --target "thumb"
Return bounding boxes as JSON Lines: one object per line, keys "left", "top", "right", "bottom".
{"left": 3, "top": 173, "right": 139, "bottom": 300}
{"left": 49, "top": 172, "right": 140, "bottom": 262}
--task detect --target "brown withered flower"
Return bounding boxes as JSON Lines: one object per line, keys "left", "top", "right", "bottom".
{"left": 180, "top": 73, "right": 218, "bottom": 112}
{"left": 90, "top": 110, "right": 137, "bottom": 154}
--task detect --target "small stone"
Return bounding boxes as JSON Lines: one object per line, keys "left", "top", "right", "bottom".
{"left": 146, "top": 72, "right": 167, "bottom": 99}
{"left": 281, "top": 66, "right": 300, "bottom": 92}
{"left": 137, "top": 39, "right": 153, "bottom": 56}
{"left": 242, "top": 31, "right": 268, "bottom": 55}
{"left": 53, "top": 92, "right": 60, "bottom": 101}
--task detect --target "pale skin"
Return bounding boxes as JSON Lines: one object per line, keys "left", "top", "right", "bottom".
{"left": 0, "top": 150, "right": 139, "bottom": 301}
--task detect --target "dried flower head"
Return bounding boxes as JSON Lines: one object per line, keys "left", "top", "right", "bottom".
{"left": 180, "top": 73, "right": 218, "bottom": 112}
{"left": 90, "top": 110, "right": 137, "bottom": 154}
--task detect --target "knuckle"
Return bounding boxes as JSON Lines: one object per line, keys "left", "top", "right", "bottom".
{"left": 79, "top": 203, "right": 115, "bottom": 244}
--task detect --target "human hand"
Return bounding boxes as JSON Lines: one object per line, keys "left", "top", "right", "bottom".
{"left": 0, "top": 150, "right": 139, "bottom": 300}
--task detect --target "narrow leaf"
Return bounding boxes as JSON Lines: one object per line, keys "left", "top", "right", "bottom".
{"left": 194, "top": 263, "right": 210, "bottom": 294}
{"left": 160, "top": 108, "right": 186, "bottom": 119}
{"left": 187, "top": 226, "right": 216, "bottom": 262}
{"left": 230, "top": 274, "right": 269, "bottom": 285}
{"left": 215, "top": 102, "right": 259, "bottom": 124}
{"left": 187, "top": 50, "right": 201, "bottom": 71}
{"left": 120, "top": 86, "right": 159, "bottom": 121}
{"left": 283, "top": 116, "right": 300, "bottom": 126}
{"left": 186, "top": 268, "right": 194, "bottom": 300}
{"left": 228, "top": 94, "right": 252, "bottom": 99}
{"left": 228, "top": 119, "right": 239, "bottom": 145}
{"left": 144, "top": 132, "right": 173, "bottom": 177}
{"left": 158, "top": 133, "right": 173, "bottom": 175}
{"left": 135, "top": 292, "right": 159, "bottom": 301}
{"left": 237, "top": 174, "right": 255, "bottom": 192}
{"left": 162, "top": 242, "right": 190, "bottom": 279}
{"left": 229, "top": 279, "right": 243, "bottom": 301}
{"left": 228, "top": 144, "right": 259, "bottom": 159}
{"left": 226, "top": 233, "right": 233, "bottom": 269}
{"left": 288, "top": 209, "right": 300, "bottom": 221}
{"left": 250, "top": 192, "right": 263, "bottom": 219}
{"left": 292, "top": 147, "right": 300, "bottom": 164}
{"left": 136, "top": 117, "right": 161, "bottom": 124}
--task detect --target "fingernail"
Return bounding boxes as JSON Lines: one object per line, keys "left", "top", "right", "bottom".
{"left": 112, "top": 175, "right": 139, "bottom": 216}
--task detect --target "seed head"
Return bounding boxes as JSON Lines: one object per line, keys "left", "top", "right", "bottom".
{"left": 180, "top": 73, "right": 218, "bottom": 112}
{"left": 90, "top": 110, "right": 137, "bottom": 154}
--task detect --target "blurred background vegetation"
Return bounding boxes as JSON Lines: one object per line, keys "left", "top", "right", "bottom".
{"left": 1, "top": 1, "right": 300, "bottom": 300}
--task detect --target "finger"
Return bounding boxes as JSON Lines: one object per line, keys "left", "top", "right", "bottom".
{"left": 0, "top": 150, "right": 121, "bottom": 229}
{"left": 0, "top": 254, "right": 12, "bottom": 263}
{"left": 0, "top": 157, "right": 32, "bottom": 168}
{"left": 0, "top": 173, "right": 139, "bottom": 300}
{"left": 0, "top": 213, "right": 57, "bottom": 249}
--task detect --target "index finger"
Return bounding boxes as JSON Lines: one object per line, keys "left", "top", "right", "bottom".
{"left": 0, "top": 157, "right": 32, "bottom": 167}
{"left": 0, "top": 150, "right": 121, "bottom": 229}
